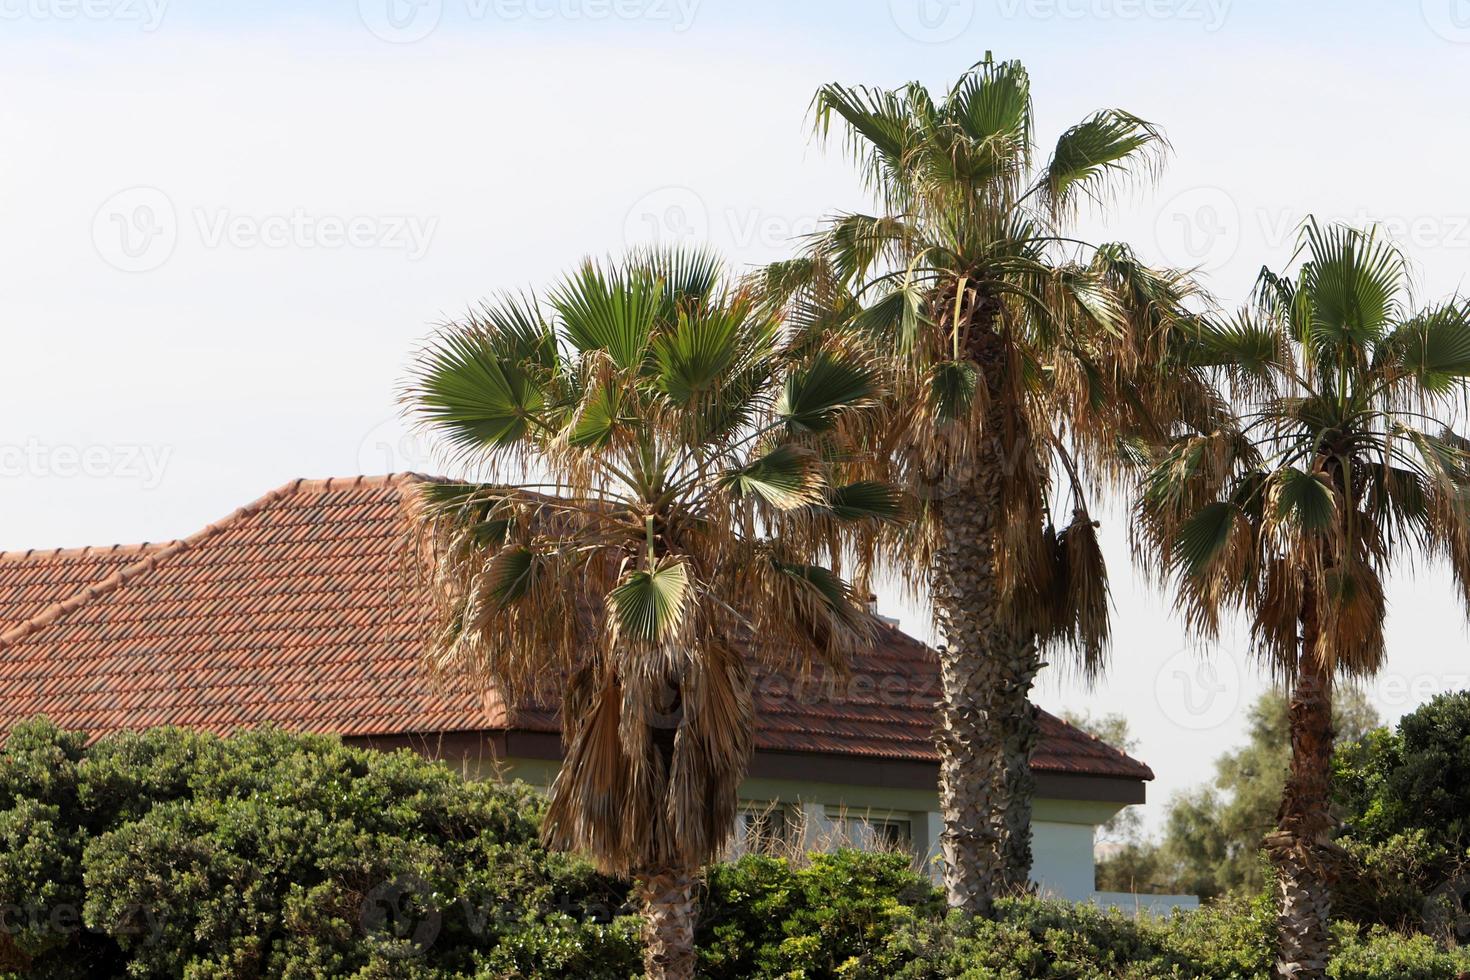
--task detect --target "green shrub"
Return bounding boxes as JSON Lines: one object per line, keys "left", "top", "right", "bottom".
{"left": 699, "top": 850, "right": 943, "bottom": 977}
{"left": 0, "top": 722, "right": 641, "bottom": 979}
{"left": 3, "top": 721, "right": 1469, "bottom": 978}
{"left": 701, "top": 855, "right": 1470, "bottom": 979}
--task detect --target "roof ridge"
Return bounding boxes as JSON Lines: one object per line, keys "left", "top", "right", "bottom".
{"left": 0, "top": 473, "right": 431, "bottom": 650}
{"left": 0, "top": 541, "right": 173, "bottom": 563}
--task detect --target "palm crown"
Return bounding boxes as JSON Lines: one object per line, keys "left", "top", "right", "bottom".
{"left": 405, "top": 247, "right": 898, "bottom": 876}
{"left": 1138, "top": 219, "right": 1470, "bottom": 678}
{"left": 765, "top": 52, "right": 1209, "bottom": 667}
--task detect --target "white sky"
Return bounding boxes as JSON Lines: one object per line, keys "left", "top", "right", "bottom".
{"left": 5, "top": 0, "right": 1470, "bottom": 831}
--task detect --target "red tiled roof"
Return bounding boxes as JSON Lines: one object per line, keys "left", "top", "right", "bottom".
{"left": 0, "top": 475, "right": 1151, "bottom": 782}
{"left": 0, "top": 544, "right": 166, "bottom": 633}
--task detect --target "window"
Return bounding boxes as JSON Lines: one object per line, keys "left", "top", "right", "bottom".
{"left": 731, "top": 802, "right": 791, "bottom": 857}
{"left": 826, "top": 808, "right": 912, "bottom": 851}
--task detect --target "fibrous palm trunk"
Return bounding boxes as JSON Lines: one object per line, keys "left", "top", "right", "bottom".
{"left": 635, "top": 868, "right": 698, "bottom": 980}
{"left": 931, "top": 451, "right": 1042, "bottom": 916}
{"left": 1267, "top": 599, "right": 1336, "bottom": 979}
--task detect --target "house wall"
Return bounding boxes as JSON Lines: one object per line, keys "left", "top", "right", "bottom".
{"left": 471, "top": 755, "right": 1131, "bottom": 903}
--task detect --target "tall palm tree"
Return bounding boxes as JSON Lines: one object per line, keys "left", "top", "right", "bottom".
{"left": 1137, "top": 220, "right": 1470, "bottom": 978}
{"left": 760, "top": 54, "right": 1209, "bottom": 913}
{"left": 405, "top": 248, "right": 896, "bottom": 980}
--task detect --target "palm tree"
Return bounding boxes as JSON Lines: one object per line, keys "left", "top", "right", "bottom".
{"left": 760, "top": 54, "right": 1209, "bottom": 913}
{"left": 1136, "top": 220, "right": 1470, "bottom": 978}
{"left": 404, "top": 247, "right": 897, "bottom": 980}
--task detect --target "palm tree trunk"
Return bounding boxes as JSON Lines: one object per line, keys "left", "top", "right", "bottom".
{"left": 931, "top": 464, "right": 1042, "bottom": 915}
{"left": 635, "top": 868, "right": 698, "bottom": 980}
{"left": 1267, "top": 596, "right": 1336, "bottom": 979}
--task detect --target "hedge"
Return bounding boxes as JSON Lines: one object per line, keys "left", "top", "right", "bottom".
{"left": 2, "top": 721, "right": 1468, "bottom": 978}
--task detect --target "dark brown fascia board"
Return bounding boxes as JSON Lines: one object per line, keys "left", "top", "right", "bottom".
{"left": 348, "top": 730, "right": 1147, "bottom": 806}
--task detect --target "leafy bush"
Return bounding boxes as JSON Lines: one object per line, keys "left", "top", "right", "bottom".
{"left": 3, "top": 720, "right": 1468, "bottom": 978}
{"left": 0, "top": 721, "right": 641, "bottom": 979}
{"left": 698, "top": 848, "right": 1470, "bottom": 979}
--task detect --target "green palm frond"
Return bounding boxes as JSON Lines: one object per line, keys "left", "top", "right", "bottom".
{"left": 1041, "top": 110, "right": 1167, "bottom": 215}
{"left": 410, "top": 328, "right": 551, "bottom": 459}
{"left": 609, "top": 558, "right": 692, "bottom": 646}
{"left": 826, "top": 480, "right": 906, "bottom": 522}
{"left": 1296, "top": 219, "right": 1406, "bottom": 355}
{"left": 722, "top": 444, "right": 825, "bottom": 510}
{"left": 778, "top": 352, "right": 877, "bottom": 432}
{"left": 550, "top": 258, "right": 663, "bottom": 369}
{"left": 1269, "top": 468, "right": 1338, "bottom": 533}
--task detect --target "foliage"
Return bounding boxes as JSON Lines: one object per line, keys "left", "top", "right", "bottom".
{"left": 2, "top": 721, "right": 1467, "bottom": 978}
{"left": 0, "top": 721, "right": 641, "bottom": 980}
{"left": 1094, "top": 690, "right": 1377, "bottom": 900}
{"left": 1335, "top": 692, "right": 1470, "bottom": 854}
{"left": 1333, "top": 692, "right": 1470, "bottom": 937}
{"left": 406, "top": 246, "right": 895, "bottom": 882}
{"left": 698, "top": 854, "right": 1464, "bottom": 979}
{"left": 1135, "top": 220, "right": 1470, "bottom": 684}
{"left": 698, "top": 850, "right": 943, "bottom": 977}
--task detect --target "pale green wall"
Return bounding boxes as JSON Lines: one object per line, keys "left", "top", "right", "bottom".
{"left": 471, "top": 755, "right": 1129, "bottom": 902}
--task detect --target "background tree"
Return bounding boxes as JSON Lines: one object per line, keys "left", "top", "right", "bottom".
{"left": 1334, "top": 691, "right": 1470, "bottom": 938}
{"left": 762, "top": 53, "right": 1214, "bottom": 914}
{"left": 406, "top": 248, "right": 897, "bottom": 979}
{"left": 1136, "top": 220, "right": 1470, "bottom": 977}
{"left": 1092, "top": 689, "right": 1378, "bottom": 899}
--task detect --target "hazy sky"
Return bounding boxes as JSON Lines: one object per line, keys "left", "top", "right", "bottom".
{"left": 5, "top": 0, "right": 1470, "bottom": 830}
